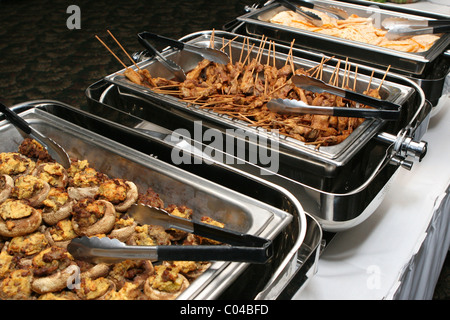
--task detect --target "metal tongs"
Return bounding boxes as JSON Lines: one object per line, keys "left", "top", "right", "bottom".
{"left": 0, "top": 103, "right": 71, "bottom": 168}
{"left": 280, "top": 0, "right": 348, "bottom": 20}
{"left": 68, "top": 204, "right": 273, "bottom": 264}
{"left": 139, "top": 32, "right": 229, "bottom": 65}
{"left": 267, "top": 75, "right": 401, "bottom": 120}
{"left": 382, "top": 17, "right": 450, "bottom": 40}
{"left": 137, "top": 32, "right": 187, "bottom": 81}
{"left": 278, "top": 0, "right": 324, "bottom": 27}
{"left": 137, "top": 31, "right": 229, "bottom": 81}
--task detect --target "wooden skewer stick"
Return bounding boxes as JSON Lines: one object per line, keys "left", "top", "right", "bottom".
{"left": 242, "top": 44, "right": 255, "bottom": 66}
{"left": 306, "top": 56, "right": 334, "bottom": 73}
{"left": 257, "top": 36, "right": 267, "bottom": 65}
{"left": 239, "top": 37, "right": 247, "bottom": 64}
{"left": 210, "top": 29, "right": 215, "bottom": 49}
{"left": 95, "top": 35, "right": 128, "bottom": 69}
{"left": 353, "top": 65, "right": 358, "bottom": 92}
{"left": 377, "top": 65, "right": 391, "bottom": 91}
{"left": 342, "top": 57, "right": 348, "bottom": 89}
{"left": 334, "top": 59, "right": 341, "bottom": 87}
{"left": 272, "top": 41, "right": 276, "bottom": 68}
{"left": 311, "top": 56, "right": 324, "bottom": 79}
{"left": 367, "top": 70, "right": 375, "bottom": 91}
{"left": 285, "top": 39, "right": 294, "bottom": 66}
{"left": 107, "top": 30, "right": 141, "bottom": 71}
{"left": 266, "top": 41, "right": 272, "bottom": 66}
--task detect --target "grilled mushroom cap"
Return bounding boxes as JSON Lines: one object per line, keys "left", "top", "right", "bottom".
{"left": 164, "top": 260, "right": 211, "bottom": 280}
{"left": 143, "top": 265, "right": 189, "bottom": 300}
{"left": 108, "top": 217, "right": 137, "bottom": 243}
{"left": 97, "top": 179, "right": 138, "bottom": 212}
{"left": 32, "top": 162, "right": 69, "bottom": 188}
{"left": 30, "top": 246, "right": 77, "bottom": 294}
{"left": 76, "top": 277, "right": 116, "bottom": 300}
{"left": 11, "top": 175, "right": 51, "bottom": 207}
{"left": 0, "top": 200, "right": 42, "bottom": 237}
{"left": 0, "top": 174, "right": 14, "bottom": 204}
{"left": 71, "top": 199, "right": 116, "bottom": 236}
{"left": 0, "top": 152, "right": 36, "bottom": 179}
{"left": 44, "top": 219, "right": 77, "bottom": 249}
{"left": 41, "top": 188, "right": 74, "bottom": 225}
{"left": 109, "top": 260, "right": 154, "bottom": 290}
{"left": 115, "top": 181, "right": 138, "bottom": 212}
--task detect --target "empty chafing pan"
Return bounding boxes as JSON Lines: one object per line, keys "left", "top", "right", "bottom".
{"left": 1, "top": 100, "right": 320, "bottom": 299}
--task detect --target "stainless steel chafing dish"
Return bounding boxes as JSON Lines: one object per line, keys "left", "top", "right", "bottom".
{"left": 236, "top": 0, "right": 450, "bottom": 75}
{"left": 232, "top": 0, "right": 450, "bottom": 105}
{"left": 88, "top": 30, "right": 430, "bottom": 231}
{"left": 1, "top": 100, "right": 320, "bottom": 299}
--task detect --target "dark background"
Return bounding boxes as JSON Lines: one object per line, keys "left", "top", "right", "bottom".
{"left": 0, "top": 0, "right": 448, "bottom": 300}
{"left": 0, "top": 0, "right": 255, "bottom": 107}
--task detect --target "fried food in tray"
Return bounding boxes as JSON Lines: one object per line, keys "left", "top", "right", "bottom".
{"left": 121, "top": 38, "right": 387, "bottom": 147}
{"left": 0, "top": 138, "right": 224, "bottom": 300}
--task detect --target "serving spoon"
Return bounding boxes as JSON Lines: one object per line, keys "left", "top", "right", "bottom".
{"left": 0, "top": 102, "right": 71, "bottom": 168}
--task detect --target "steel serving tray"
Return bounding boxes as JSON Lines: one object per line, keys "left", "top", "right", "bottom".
{"left": 1, "top": 100, "right": 316, "bottom": 299}
{"left": 93, "top": 30, "right": 430, "bottom": 231}
{"left": 104, "top": 31, "right": 416, "bottom": 164}
{"left": 236, "top": 0, "right": 450, "bottom": 75}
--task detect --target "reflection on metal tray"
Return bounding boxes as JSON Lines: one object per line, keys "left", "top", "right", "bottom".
{"left": 85, "top": 77, "right": 429, "bottom": 232}
{"left": 236, "top": 0, "right": 450, "bottom": 75}
{"left": 94, "top": 30, "right": 431, "bottom": 231}
{"left": 1, "top": 100, "right": 318, "bottom": 299}
{"left": 104, "top": 31, "right": 416, "bottom": 163}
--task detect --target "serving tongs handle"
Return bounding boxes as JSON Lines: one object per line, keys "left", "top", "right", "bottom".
{"left": 137, "top": 32, "right": 186, "bottom": 81}
{"left": 385, "top": 25, "right": 450, "bottom": 40}
{"left": 285, "top": 0, "right": 349, "bottom": 20}
{"left": 267, "top": 99, "right": 400, "bottom": 120}
{"left": 138, "top": 31, "right": 229, "bottom": 65}
{"left": 127, "top": 204, "right": 268, "bottom": 247}
{"left": 291, "top": 75, "right": 401, "bottom": 111}
{"left": 0, "top": 102, "right": 71, "bottom": 168}
{"left": 68, "top": 235, "right": 272, "bottom": 264}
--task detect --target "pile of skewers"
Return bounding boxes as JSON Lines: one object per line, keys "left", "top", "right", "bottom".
{"left": 96, "top": 31, "right": 390, "bottom": 147}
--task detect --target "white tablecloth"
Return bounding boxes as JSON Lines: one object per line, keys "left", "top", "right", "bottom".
{"left": 292, "top": 0, "right": 450, "bottom": 301}
{"left": 293, "top": 90, "right": 450, "bottom": 300}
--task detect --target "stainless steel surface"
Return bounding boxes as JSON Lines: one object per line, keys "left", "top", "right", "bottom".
{"left": 237, "top": 0, "right": 450, "bottom": 75}
{"left": 95, "top": 30, "right": 429, "bottom": 231}
{"left": 105, "top": 31, "right": 415, "bottom": 162}
{"left": 2, "top": 100, "right": 313, "bottom": 299}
